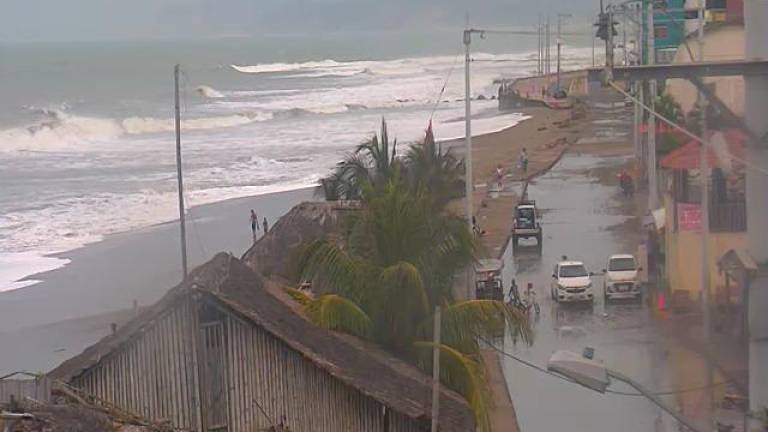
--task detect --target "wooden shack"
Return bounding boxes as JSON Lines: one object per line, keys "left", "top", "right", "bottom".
{"left": 50, "top": 253, "right": 474, "bottom": 432}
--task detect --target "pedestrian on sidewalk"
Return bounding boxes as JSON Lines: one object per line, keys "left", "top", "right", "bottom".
{"left": 262, "top": 216, "right": 269, "bottom": 234}
{"left": 250, "top": 209, "right": 258, "bottom": 242}
{"left": 518, "top": 147, "right": 529, "bottom": 176}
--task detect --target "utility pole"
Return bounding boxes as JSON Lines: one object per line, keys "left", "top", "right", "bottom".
{"left": 744, "top": 1, "right": 768, "bottom": 428}
{"left": 696, "top": 0, "right": 714, "bottom": 423}
{"left": 173, "top": 64, "right": 189, "bottom": 279}
{"left": 622, "top": 11, "right": 628, "bottom": 66}
{"left": 636, "top": 2, "right": 645, "bottom": 167}
{"left": 631, "top": 4, "right": 640, "bottom": 161}
{"left": 607, "top": 7, "right": 615, "bottom": 71}
{"left": 430, "top": 306, "right": 442, "bottom": 432}
{"left": 556, "top": 13, "right": 571, "bottom": 92}
{"left": 545, "top": 15, "right": 551, "bottom": 76}
{"left": 538, "top": 16, "right": 542, "bottom": 75}
{"left": 646, "top": 1, "right": 659, "bottom": 210}
{"left": 463, "top": 29, "right": 473, "bottom": 239}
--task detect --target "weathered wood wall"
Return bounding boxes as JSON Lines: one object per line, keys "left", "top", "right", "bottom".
{"left": 71, "top": 295, "right": 427, "bottom": 432}
{"left": 73, "top": 298, "right": 200, "bottom": 431}
{"left": 221, "top": 309, "right": 424, "bottom": 432}
{"left": 0, "top": 376, "right": 51, "bottom": 404}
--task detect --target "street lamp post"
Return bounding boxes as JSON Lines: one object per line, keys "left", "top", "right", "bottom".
{"left": 556, "top": 13, "right": 572, "bottom": 92}
{"left": 463, "top": 29, "right": 473, "bottom": 237}
{"left": 460, "top": 26, "right": 591, "bottom": 296}
{"left": 548, "top": 350, "right": 705, "bottom": 432}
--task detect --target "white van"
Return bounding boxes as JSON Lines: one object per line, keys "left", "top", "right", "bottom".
{"left": 603, "top": 254, "right": 642, "bottom": 302}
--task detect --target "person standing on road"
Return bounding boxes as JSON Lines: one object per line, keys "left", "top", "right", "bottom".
{"left": 262, "top": 216, "right": 269, "bottom": 234}
{"left": 250, "top": 209, "right": 258, "bottom": 242}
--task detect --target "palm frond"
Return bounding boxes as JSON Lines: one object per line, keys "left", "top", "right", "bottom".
{"left": 295, "top": 240, "right": 362, "bottom": 299}
{"left": 305, "top": 294, "right": 372, "bottom": 337}
{"left": 413, "top": 341, "right": 492, "bottom": 432}
{"left": 284, "top": 287, "right": 312, "bottom": 305}
{"left": 373, "top": 262, "right": 431, "bottom": 351}
{"left": 439, "top": 300, "right": 532, "bottom": 353}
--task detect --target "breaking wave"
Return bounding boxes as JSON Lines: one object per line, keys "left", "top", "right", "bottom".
{"left": 231, "top": 60, "right": 340, "bottom": 74}
{"left": 0, "top": 109, "right": 272, "bottom": 152}
{"left": 196, "top": 85, "right": 225, "bottom": 98}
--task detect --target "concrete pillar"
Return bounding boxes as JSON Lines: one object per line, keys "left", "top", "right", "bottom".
{"left": 744, "top": 0, "right": 768, "bottom": 424}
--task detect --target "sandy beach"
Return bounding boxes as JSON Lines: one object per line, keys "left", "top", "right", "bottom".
{"left": 0, "top": 187, "right": 314, "bottom": 374}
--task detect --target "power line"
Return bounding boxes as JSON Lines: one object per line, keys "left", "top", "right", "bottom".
{"left": 608, "top": 80, "right": 768, "bottom": 176}
{"left": 177, "top": 67, "right": 210, "bottom": 260}
{"left": 429, "top": 53, "right": 462, "bottom": 122}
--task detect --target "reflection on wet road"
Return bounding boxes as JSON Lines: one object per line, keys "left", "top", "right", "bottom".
{"left": 499, "top": 152, "right": 704, "bottom": 432}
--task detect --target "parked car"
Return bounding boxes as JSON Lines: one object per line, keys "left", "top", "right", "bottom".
{"left": 512, "top": 200, "right": 542, "bottom": 248}
{"left": 550, "top": 260, "right": 594, "bottom": 303}
{"left": 603, "top": 254, "right": 642, "bottom": 302}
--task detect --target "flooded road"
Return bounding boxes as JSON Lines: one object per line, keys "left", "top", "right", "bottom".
{"left": 497, "top": 151, "right": 713, "bottom": 432}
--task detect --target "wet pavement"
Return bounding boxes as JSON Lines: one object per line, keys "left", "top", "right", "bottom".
{"left": 497, "top": 151, "right": 716, "bottom": 432}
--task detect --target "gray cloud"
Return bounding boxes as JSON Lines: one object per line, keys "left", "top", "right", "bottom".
{"left": 0, "top": 0, "right": 600, "bottom": 41}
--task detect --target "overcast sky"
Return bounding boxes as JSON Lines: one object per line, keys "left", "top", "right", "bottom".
{"left": 1, "top": 0, "right": 600, "bottom": 42}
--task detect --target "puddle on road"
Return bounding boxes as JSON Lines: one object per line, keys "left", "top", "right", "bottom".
{"left": 496, "top": 150, "right": 706, "bottom": 432}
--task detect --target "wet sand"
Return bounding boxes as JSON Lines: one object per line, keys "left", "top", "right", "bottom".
{"left": 443, "top": 106, "right": 581, "bottom": 257}
{"left": 0, "top": 187, "right": 314, "bottom": 374}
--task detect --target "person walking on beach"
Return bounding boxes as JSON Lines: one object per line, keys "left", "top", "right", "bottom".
{"left": 518, "top": 147, "right": 529, "bottom": 176}
{"left": 495, "top": 164, "right": 504, "bottom": 189}
{"left": 262, "top": 216, "right": 269, "bottom": 234}
{"left": 250, "top": 209, "right": 258, "bottom": 242}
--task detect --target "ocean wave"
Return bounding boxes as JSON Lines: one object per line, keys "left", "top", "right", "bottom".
{"left": 232, "top": 57, "right": 431, "bottom": 79}
{"left": 271, "top": 105, "right": 352, "bottom": 119}
{"left": 196, "top": 85, "right": 225, "bottom": 98}
{"left": 121, "top": 112, "right": 271, "bottom": 134}
{"left": 0, "top": 110, "right": 124, "bottom": 152}
{"left": 283, "top": 68, "right": 372, "bottom": 79}
{"left": 231, "top": 60, "right": 340, "bottom": 74}
{"left": 228, "top": 89, "right": 304, "bottom": 97}
{"left": 0, "top": 110, "right": 273, "bottom": 152}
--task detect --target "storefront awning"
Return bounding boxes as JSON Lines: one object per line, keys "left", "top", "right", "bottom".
{"left": 659, "top": 129, "right": 745, "bottom": 170}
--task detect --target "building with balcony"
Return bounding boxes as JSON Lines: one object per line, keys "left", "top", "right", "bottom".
{"left": 659, "top": 129, "right": 747, "bottom": 309}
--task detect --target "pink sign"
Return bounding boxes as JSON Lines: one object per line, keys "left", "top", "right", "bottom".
{"left": 677, "top": 203, "right": 702, "bottom": 232}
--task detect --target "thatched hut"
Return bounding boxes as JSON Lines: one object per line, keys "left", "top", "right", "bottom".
{"left": 50, "top": 253, "right": 474, "bottom": 432}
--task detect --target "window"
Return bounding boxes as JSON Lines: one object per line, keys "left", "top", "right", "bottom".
{"left": 560, "top": 265, "right": 588, "bottom": 278}
{"left": 707, "top": 0, "right": 726, "bottom": 10}
{"left": 654, "top": 25, "right": 669, "bottom": 39}
{"left": 609, "top": 258, "right": 637, "bottom": 271}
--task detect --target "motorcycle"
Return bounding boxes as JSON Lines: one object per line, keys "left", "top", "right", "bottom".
{"left": 506, "top": 281, "right": 540, "bottom": 316}
{"left": 619, "top": 173, "right": 634, "bottom": 197}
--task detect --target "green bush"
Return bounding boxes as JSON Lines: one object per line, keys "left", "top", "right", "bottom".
{"left": 656, "top": 132, "right": 684, "bottom": 157}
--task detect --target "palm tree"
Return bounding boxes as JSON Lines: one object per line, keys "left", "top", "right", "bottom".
{"left": 295, "top": 178, "right": 530, "bottom": 430}
{"left": 319, "top": 118, "right": 399, "bottom": 200}
{"left": 404, "top": 124, "right": 465, "bottom": 208}
{"left": 654, "top": 92, "right": 686, "bottom": 156}
{"left": 654, "top": 92, "right": 683, "bottom": 124}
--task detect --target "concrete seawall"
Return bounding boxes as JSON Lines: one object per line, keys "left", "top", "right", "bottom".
{"left": 498, "top": 70, "right": 589, "bottom": 111}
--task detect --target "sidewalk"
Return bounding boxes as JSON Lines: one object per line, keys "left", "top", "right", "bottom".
{"left": 442, "top": 99, "right": 588, "bottom": 432}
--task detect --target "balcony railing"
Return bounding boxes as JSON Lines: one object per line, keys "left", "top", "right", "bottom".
{"left": 710, "top": 200, "right": 747, "bottom": 232}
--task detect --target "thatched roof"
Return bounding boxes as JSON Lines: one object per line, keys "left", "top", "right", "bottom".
{"left": 50, "top": 253, "right": 474, "bottom": 431}
{"left": 242, "top": 201, "right": 356, "bottom": 280}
